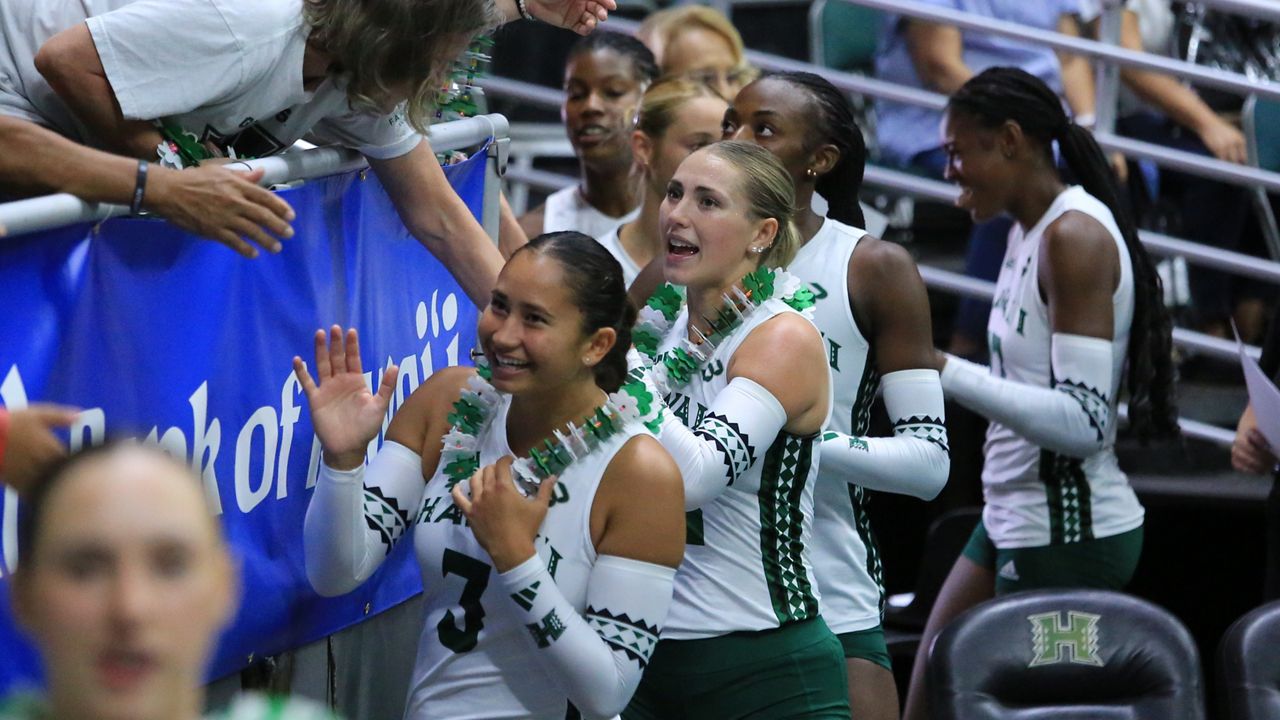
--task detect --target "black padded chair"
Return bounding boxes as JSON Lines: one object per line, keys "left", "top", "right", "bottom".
{"left": 928, "top": 589, "right": 1205, "bottom": 720}
{"left": 1219, "top": 599, "right": 1280, "bottom": 719}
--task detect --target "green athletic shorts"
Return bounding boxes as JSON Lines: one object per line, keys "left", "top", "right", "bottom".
{"left": 622, "top": 617, "right": 850, "bottom": 719}
{"left": 962, "top": 521, "right": 1144, "bottom": 595}
{"left": 836, "top": 626, "right": 892, "bottom": 670}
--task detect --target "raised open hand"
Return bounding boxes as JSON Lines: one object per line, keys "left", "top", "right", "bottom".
{"left": 293, "top": 326, "right": 399, "bottom": 470}
{"left": 525, "top": 0, "right": 616, "bottom": 35}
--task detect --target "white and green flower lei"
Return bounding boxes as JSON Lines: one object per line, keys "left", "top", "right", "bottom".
{"left": 630, "top": 266, "right": 816, "bottom": 396}
{"left": 439, "top": 357, "right": 665, "bottom": 496}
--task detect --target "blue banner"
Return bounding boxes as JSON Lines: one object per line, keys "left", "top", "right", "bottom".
{"left": 0, "top": 151, "right": 487, "bottom": 694}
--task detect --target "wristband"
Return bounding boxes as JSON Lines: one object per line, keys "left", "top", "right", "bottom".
{"left": 130, "top": 160, "right": 148, "bottom": 214}
{"left": 516, "top": 0, "right": 536, "bottom": 21}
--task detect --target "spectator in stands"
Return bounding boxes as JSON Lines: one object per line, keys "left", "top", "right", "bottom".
{"left": 0, "top": 405, "right": 77, "bottom": 493}
{"left": 874, "top": 0, "right": 1098, "bottom": 359}
{"left": 1078, "top": 0, "right": 1271, "bottom": 344}
{"left": 298, "top": 234, "right": 683, "bottom": 719}
{"left": 518, "top": 33, "right": 656, "bottom": 241}
{"left": 3, "top": 441, "right": 336, "bottom": 719}
{"left": 637, "top": 6, "right": 757, "bottom": 101}
{"left": 15, "top": 0, "right": 616, "bottom": 308}
{"left": 724, "top": 71, "right": 948, "bottom": 720}
{"left": 902, "top": 67, "right": 1178, "bottom": 720}
{"left": 1234, "top": 311, "right": 1280, "bottom": 599}
{"left": 0, "top": 118, "right": 295, "bottom": 257}
{"left": 601, "top": 78, "right": 726, "bottom": 288}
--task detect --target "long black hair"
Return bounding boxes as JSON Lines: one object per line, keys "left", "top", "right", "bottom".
{"left": 515, "top": 232, "right": 638, "bottom": 392}
{"left": 948, "top": 66, "right": 1178, "bottom": 441}
{"left": 764, "top": 71, "right": 867, "bottom": 229}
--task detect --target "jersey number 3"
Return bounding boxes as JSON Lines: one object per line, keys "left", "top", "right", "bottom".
{"left": 437, "top": 549, "right": 491, "bottom": 653}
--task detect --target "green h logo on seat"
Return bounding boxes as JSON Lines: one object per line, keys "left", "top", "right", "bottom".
{"left": 1027, "top": 611, "right": 1104, "bottom": 667}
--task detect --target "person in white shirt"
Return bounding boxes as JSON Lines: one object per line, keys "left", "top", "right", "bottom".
{"left": 601, "top": 78, "right": 726, "bottom": 289}
{"left": 20, "top": 0, "right": 615, "bottom": 306}
{"left": 297, "top": 232, "right": 684, "bottom": 719}
{"left": 518, "top": 33, "right": 656, "bottom": 241}
{"left": 901, "top": 67, "right": 1179, "bottom": 720}
{"left": 725, "top": 71, "right": 948, "bottom": 720}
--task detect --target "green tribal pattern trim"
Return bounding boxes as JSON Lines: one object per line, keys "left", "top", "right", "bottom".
{"left": 848, "top": 484, "right": 886, "bottom": 617}
{"left": 758, "top": 433, "right": 819, "bottom": 624}
{"left": 1040, "top": 449, "right": 1095, "bottom": 544}
{"left": 850, "top": 358, "right": 880, "bottom": 437}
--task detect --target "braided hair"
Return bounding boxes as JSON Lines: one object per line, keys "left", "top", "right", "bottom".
{"left": 763, "top": 71, "right": 867, "bottom": 229}
{"left": 567, "top": 31, "right": 659, "bottom": 86}
{"left": 948, "top": 66, "right": 1178, "bottom": 441}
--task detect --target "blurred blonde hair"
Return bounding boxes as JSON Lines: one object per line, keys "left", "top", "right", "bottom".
{"left": 638, "top": 6, "right": 748, "bottom": 71}
{"left": 705, "top": 141, "right": 801, "bottom": 269}
{"left": 635, "top": 77, "right": 724, "bottom": 140}
{"left": 304, "top": 0, "right": 502, "bottom": 132}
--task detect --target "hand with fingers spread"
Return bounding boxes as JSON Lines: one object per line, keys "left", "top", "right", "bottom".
{"left": 147, "top": 165, "right": 296, "bottom": 258}
{"left": 293, "top": 326, "right": 399, "bottom": 471}
{"left": 1, "top": 404, "right": 80, "bottom": 493}
{"left": 524, "top": 0, "right": 615, "bottom": 35}
{"left": 451, "top": 457, "right": 557, "bottom": 572}
{"left": 1234, "top": 403, "right": 1278, "bottom": 475}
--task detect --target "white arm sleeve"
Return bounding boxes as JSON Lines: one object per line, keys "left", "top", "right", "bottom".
{"left": 820, "top": 368, "right": 949, "bottom": 500}
{"left": 941, "top": 333, "right": 1115, "bottom": 458}
{"left": 303, "top": 441, "right": 426, "bottom": 596}
{"left": 657, "top": 376, "right": 789, "bottom": 510}
{"left": 500, "top": 554, "right": 676, "bottom": 719}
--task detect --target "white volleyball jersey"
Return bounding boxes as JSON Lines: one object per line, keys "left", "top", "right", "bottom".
{"left": 405, "top": 394, "right": 649, "bottom": 719}
{"left": 983, "top": 185, "right": 1144, "bottom": 548}
{"left": 595, "top": 227, "right": 642, "bottom": 288}
{"left": 659, "top": 297, "right": 827, "bottom": 640}
{"left": 542, "top": 186, "right": 639, "bottom": 239}
{"left": 788, "top": 219, "right": 885, "bottom": 634}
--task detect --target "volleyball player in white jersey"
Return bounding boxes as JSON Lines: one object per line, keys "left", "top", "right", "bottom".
{"left": 599, "top": 78, "right": 727, "bottom": 288}
{"left": 901, "top": 67, "right": 1179, "bottom": 720}
{"left": 725, "top": 71, "right": 949, "bottom": 720}
{"left": 296, "top": 232, "right": 685, "bottom": 720}
{"left": 517, "top": 34, "right": 656, "bottom": 241}
{"left": 622, "top": 141, "right": 846, "bottom": 718}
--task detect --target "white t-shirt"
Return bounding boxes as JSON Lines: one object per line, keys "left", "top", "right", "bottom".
{"left": 0, "top": 0, "right": 420, "bottom": 159}
{"left": 594, "top": 227, "right": 643, "bottom": 288}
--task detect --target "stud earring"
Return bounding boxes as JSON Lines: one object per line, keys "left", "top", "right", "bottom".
{"left": 805, "top": 168, "right": 817, "bottom": 179}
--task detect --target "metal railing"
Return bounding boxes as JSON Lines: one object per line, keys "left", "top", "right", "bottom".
{"left": 485, "top": 75, "right": 1280, "bottom": 286}
{"left": 603, "top": 16, "right": 1280, "bottom": 196}
{"left": 0, "top": 114, "right": 512, "bottom": 241}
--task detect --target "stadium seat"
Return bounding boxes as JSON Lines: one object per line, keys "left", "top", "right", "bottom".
{"left": 1241, "top": 94, "right": 1280, "bottom": 260}
{"left": 928, "top": 589, "right": 1205, "bottom": 719}
{"left": 1218, "top": 599, "right": 1280, "bottom": 720}
{"left": 807, "top": 0, "right": 881, "bottom": 74}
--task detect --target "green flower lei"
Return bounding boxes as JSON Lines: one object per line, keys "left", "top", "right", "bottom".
{"left": 439, "top": 357, "right": 665, "bottom": 496}
{"left": 631, "top": 266, "right": 816, "bottom": 395}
